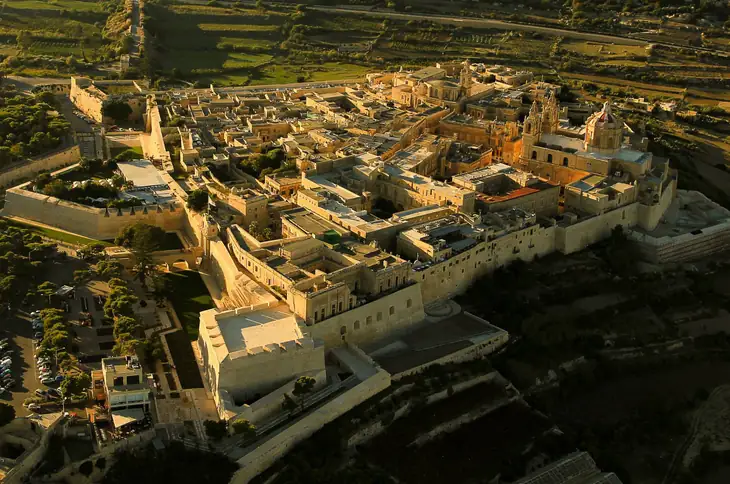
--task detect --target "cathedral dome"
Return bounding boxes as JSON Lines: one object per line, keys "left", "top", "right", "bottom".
{"left": 585, "top": 102, "right": 623, "bottom": 153}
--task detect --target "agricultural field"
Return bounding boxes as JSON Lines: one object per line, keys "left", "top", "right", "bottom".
{"left": 0, "top": 0, "right": 127, "bottom": 71}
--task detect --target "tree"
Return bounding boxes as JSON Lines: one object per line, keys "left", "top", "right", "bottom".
{"left": 60, "top": 372, "right": 91, "bottom": 396}
{"left": 37, "top": 280, "right": 57, "bottom": 298}
{"left": 0, "top": 402, "right": 15, "bottom": 427}
{"left": 96, "top": 260, "right": 123, "bottom": 280}
{"left": 292, "top": 376, "right": 316, "bottom": 411}
{"left": 102, "top": 100, "right": 133, "bottom": 123}
{"left": 0, "top": 275, "right": 17, "bottom": 303}
{"left": 203, "top": 419, "right": 227, "bottom": 441}
{"left": 186, "top": 190, "right": 208, "bottom": 212}
{"left": 116, "top": 223, "right": 164, "bottom": 285}
{"left": 16, "top": 31, "right": 32, "bottom": 51}
{"left": 74, "top": 269, "right": 92, "bottom": 285}
{"left": 79, "top": 460, "right": 94, "bottom": 477}
{"left": 231, "top": 418, "right": 256, "bottom": 440}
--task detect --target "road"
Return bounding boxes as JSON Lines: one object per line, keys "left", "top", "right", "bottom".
{"left": 129, "top": 0, "right": 142, "bottom": 57}
{"left": 309, "top": 5, "right": 648, "bottom": 46}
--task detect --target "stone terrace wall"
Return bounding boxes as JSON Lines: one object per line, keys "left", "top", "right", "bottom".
{"left": 231, "top": 368, "right": 391, "bottom": 484}
{"left": 3, "top": 187, "right": 185, "bottom": 240}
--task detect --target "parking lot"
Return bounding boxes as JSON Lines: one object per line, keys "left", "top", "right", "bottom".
{"left": 0, "top": 311, "right": 43, "bottom": 417}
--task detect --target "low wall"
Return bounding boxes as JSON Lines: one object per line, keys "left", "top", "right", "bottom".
{"left": 3, "top": 187, "right": 185, "bottom": 240}
{"left": 231, "top": 369, "right": 391, "bottom": 484}
{"left": 392, "top": 326, "right": 509, "bottom": 381}
{"left": 0, "top": 145, "right": 81, "bottom": 188}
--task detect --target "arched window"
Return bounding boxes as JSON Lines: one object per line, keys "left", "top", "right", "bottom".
{"left": 531, "top": 151, "right": 537, "bottom": 160}
{"left": 547, "top": 154, "right": 553, "bottom": 164}
{"left": 340, "top": 326, "right": 347, "bottom": 335}
{"left": 563, "top": 157, "right": 569, "bottom": 167}
{"left": 406, "top": 299, "right": 412, "bottom": 308}
{"left": 389, "top": 306, "right": 395, "bottom": 316}
{"left": 354, "top": 320, "right": 360, "bottom": 330}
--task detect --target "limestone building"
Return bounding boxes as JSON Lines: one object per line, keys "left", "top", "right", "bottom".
{"left": 198, "top": 305, "right": 325, "bottom": 412}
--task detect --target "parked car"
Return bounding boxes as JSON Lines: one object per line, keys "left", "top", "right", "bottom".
{"left": 30, "top": 310, "right": 40, "bottom": 317}
{"left": 54, "top": 375, "right": 64, "bottom": 383}
{"left": 40, "top": 377, "right": 54, "bottom": 385}
{"left": 33, "top": 333, "right": 43, "bottom": 341}
{"left": 34, "top": 389, "right": 47, "bottom": 398}
{"left": 3, "top": 379, "right": 15, "bottom": 388}
{"left": 0, "top": 357, "right": 11, "bottom": 366}
{"left": 0, "top": 369, "right": 11, "bottom": 377}
{"left": 47, "top": 388, "right": 61, "bottom": 398}
{"left": 27, "top": 403, "right": 41, "bottom": 412}
{"left": 0, "top": 387, "right": 8, "bottom": 396}
{"left": 0, "top": 363, "right": 11, "bottom": 371}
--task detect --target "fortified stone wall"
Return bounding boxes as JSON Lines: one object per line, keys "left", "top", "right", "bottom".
{"left": 0, "top": 145, "right": 81, "bottom": 188}
{"left": 638, "top": 180, "right": 676, "bottom": 231}
{"left": 414, "top": 223, "right": 556, "bottom": 304}
{"left": 3, "top": 187, "right": 185, "bottom": 240}
{"left": 305, "top": 283, "right": 426, "bottom": 348}
{"left": 556, "top": 203, "right": 639, "bottom": 254}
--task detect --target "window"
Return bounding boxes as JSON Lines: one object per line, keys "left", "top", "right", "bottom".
{"left": 377, "top": 312, "right": 382, "bottom": 321}
{"left": 338, "top": 301, "right": 343, "bottom": 312}
{"left": 379, "top": 284, "right": 383, "bottom": 292}
{"left": 395, "top": 276, "right": 399, "bottom": 286}
{"left": 547, "top": 154, "right": 553, "bottom": 163}
{"left": 387, "top": 279, "right": 391, "bottom": 288}
{"left": 366, "top": 316, "right": 372, "bottom": 325}
{"left": 340, "top": 326, "right": 347, "bottom": 335}
{"left": 321, "top": 309, "right": 325, "bottom": 321}
{"left": 331, "top": 304, "right": 336, "bottom": 315}
{"left": 407, "top": 298, "right": 412, "bottom": 308}
{"left": 314, "top": 312, "right": 318, "bottom": 322}
{"left": 531, "top": 151, "right": 537, "bottom": 160}
{"left": 389, "top": 306, "right": 395, "bottom": 316}
{"left": 354, "top": 320, "right": 360, "bottom": 330}
{"left": 563, "top": 157, "right": 569, "bottom": 167}
{"left": 113, "top": 377, "right": 124, "bottom": 386}
{"left": 127, "top": 375, "right": 140, "bottom": 385}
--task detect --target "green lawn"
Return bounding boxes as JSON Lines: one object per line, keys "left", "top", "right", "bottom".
{"left": 2, "top": 217, "right": 113, "bottom": 247}
{"left": 109, "top": 145, "right": 143, "bottom": 159}
{"left": 164, "top": 270, "right": 215, "bottom": 340}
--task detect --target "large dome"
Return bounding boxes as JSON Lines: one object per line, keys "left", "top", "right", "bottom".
{"left": 585, "top": 102, "right": 623, "bottom": 153}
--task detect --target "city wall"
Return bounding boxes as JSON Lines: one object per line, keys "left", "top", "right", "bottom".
{"left": 638, "top": 179, "right": 676, "bottom": 231}
{"left": 556, "top": 204, "right": 639, "bottom": 254}
{"left": 305, "top": 283, "right": 426, "bottom": 348}
{"left": 414, "top": 223, "right": 556, "bottom": 304}
{"left": 0, "top": 145, "right": 81, "bottom": 188}
{"left": 3, "top": 187, "right": 185, "bottom": 240}
{"left": 231, "top": 368, "right": 391, "bottom": 484}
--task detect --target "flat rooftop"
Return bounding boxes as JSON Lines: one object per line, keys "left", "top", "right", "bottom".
{"left": 634, "top": 190, "right": 730, "bottom": 239}
{"left": 281, "top": 207, "right": 349, "bottom": 236}
{"left": 214, "top": 307, "right": 304, "bottom": 357}
{"left": 371, "top": 312, "right": 507, "bottom": 375}
{"left": 117, "top": 160, "right": 168, "bottom": 189}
